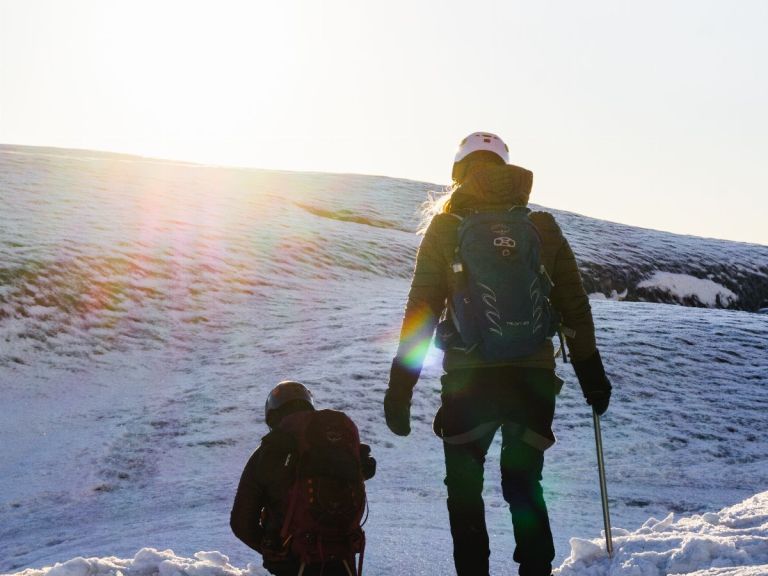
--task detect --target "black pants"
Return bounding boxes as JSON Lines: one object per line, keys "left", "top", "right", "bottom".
{"left": 441, "top": 367, "right": 557, "bottom": 576}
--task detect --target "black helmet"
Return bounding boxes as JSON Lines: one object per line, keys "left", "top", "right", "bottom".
{"left": 265, "top": 381, "right": 314, "bottom": 428}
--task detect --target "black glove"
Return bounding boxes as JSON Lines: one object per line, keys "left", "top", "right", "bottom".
{"left": 384, "top": 359, "right": 418, "bottom": 436}
{"left": 572, "top": 349, "right": 612, "bottom": 416}
{"left": 359, "top": 443, "right": 377, "bottom": 480}
{"left": 384, "top": 387, "right": 412, "bottom": 436}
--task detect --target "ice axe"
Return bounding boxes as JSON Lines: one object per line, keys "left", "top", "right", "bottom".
{"left": 593, "top": 408, "right": 614, "bottom": 557}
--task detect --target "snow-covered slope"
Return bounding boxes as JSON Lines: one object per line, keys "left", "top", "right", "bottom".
{"left": 1, "top": 145, "right": 767, "bottom": 575}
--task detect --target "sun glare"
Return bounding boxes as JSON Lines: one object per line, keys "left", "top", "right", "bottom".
{"left": 2, "top": 1, "right": 768, "bottom": 243}
{"left": 10, "top": 1, "right": 314, "bottom": 168}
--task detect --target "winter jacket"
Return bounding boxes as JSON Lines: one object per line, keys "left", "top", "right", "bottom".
{"left": 392, "top": 163, "right": 597, "bottom": 391}
{"left": 230, "top": 427, "right": 376, "bottom": 559}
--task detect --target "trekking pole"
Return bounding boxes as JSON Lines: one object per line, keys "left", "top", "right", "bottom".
{"left": 592, "top": 408, "right": 613, "bottom": 557}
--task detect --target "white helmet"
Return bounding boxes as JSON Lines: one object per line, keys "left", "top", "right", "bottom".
{"left": 453, "top": 132, "right": 509, "bottom": 164}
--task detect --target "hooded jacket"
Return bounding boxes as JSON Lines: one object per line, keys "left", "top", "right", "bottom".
{"left": 393, "top": 163, "right": 597, "bottom": 387}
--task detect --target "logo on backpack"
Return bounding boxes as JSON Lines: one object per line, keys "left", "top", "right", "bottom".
{"left": 493, "top": 236, "right": 516, "bottom": 248}
{"left": 278, "top": 410, "right": 366, "bottom": 567}
{"left": 437, "top": 207, "right": 559, "bottom": 361}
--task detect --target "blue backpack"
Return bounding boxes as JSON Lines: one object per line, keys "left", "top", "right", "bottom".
{"left": 438, "top": 207, "right": 559, "bottom": 361}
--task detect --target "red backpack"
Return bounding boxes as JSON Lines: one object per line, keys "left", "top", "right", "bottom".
{"left": 278, "top": 409, "right": 367, "bottom": 573}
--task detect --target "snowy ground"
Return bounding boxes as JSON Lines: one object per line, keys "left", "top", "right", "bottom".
{"left": 11, "top": 492, "right": 768, "bottom": 576}
{"left": 1, "top": 145, "right": 767, "bottom": 575}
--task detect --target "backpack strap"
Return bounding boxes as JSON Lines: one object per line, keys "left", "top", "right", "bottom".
{"left": 278, "top": 429, "right": 302, "bottom": 545}
{"left": 279, "top": 463, "right": 301, "bottom": 545}
{"left": 356, "top": 531, "right": 366, "bottom": 576}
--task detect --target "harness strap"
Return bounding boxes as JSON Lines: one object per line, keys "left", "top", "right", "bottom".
{"left": 438, "top": 419, "right": 505, "bottom": 445}
{"left": 279, "top": 482, "right": 300, "bottom": 543}
{"left": 436, "top": 416, "right": 556, "bottom": 450}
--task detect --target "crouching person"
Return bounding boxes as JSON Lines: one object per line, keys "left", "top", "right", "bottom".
{"left": 231, "top": 381, "right": 376, "bottom": 576}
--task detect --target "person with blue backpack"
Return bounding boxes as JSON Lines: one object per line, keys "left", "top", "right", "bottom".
{"left": 384, "top": 132, "right": 612, "bottom": 576}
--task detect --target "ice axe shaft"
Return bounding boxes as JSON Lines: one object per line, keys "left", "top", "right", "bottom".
{"left": 593, "top": 408, "right": 614, "bottom": 557}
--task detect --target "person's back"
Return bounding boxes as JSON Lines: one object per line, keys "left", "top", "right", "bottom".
{"left": 419, "top": 162, "right": 598, "bottom": 374}
{"left": 232, "top": 381, "right": 375, "bottom": 576}
{"left": 384, "top": 132, "right": 612, "bottom": 576}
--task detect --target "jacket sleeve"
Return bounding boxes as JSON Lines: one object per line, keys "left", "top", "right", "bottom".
{"left": 549, "top": 233, "right": 597, "bottom": 362}
{"left": 390, "top": 216, "right": 451, "bottom": 392}
{"left": 230, "top": 447, "right": 266, "bottom": 553}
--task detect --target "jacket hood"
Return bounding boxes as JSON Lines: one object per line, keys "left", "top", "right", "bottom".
{"left": 450, "top": 163, "right": 533, "bottom": 212}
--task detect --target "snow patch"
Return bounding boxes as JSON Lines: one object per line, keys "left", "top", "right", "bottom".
{"left": 588, "top": 288, "right": 628, "bottom": 301}
{"left": 637, "top": 272, "right": 738, "bottom": 307}
{"left": 14, "top": 548, "right": 255, "bottom": 576}
{"left": 555, "top": 492, "right": 768, "bottom": 576}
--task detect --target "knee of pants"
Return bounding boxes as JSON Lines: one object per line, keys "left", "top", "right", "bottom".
{"left": 444, "top": 443, "right": 488, "bottom": 499}
{"left": 500, "top": 468, "right": 544, "bottom": 505}
{"left": 501, "top": 441, "right": 544, "bottom": 476}
{"left": 444, "top": 466, "right": 485, "bottom": 501}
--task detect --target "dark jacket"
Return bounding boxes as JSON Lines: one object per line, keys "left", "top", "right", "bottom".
{"left": 230, "top": 427, "right": 376, "bottom": 559}
{"left": 393, "top": 163, "right": 597, "bottom": 388}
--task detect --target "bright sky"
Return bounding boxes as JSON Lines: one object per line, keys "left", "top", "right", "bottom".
{"left": 1, "top": 0, "right": 767, "bottom": 245}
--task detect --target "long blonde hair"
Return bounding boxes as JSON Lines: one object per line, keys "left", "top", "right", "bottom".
{"left": 417, "top": 183, "right": 457, "bottom": 235}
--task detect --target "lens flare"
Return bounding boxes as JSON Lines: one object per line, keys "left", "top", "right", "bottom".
{"left": 396, "top": 305, "right": 437, "bottom": 370}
